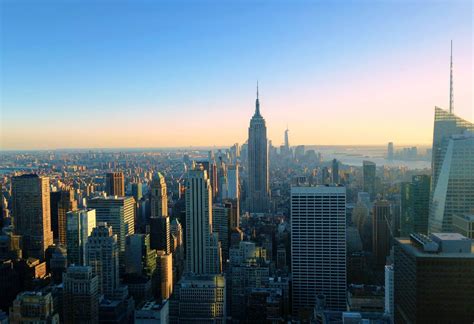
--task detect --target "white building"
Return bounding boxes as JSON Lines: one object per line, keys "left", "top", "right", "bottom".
{"left": 291, "top": 186, "right": 347, "bottom": 317}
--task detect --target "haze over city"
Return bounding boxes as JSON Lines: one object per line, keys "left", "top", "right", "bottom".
{"left": 1, "top": 1, "right": 472, "bottom": 150}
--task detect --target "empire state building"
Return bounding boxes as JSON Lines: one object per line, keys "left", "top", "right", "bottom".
{"left": 247, "top": 84, "right": 269, "bottom": 213}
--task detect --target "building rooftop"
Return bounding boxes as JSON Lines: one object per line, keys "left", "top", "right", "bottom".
{"left": 397, "top": 234, "right": 474, "bottom": 258}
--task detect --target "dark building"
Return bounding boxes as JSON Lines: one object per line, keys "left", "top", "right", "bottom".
{"left": 363, "top": 161, "right": 376, "bottom": 200}
{"left": 400, "top": 175, "right": 431, "bottom": 236}
{"left": 394, "top": 233, "right": 474, "bottom": 323}
{"left": 105, "top": 172, "right": 125, "bottom": 197}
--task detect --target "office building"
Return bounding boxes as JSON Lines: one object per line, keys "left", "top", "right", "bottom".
{"left": 105, "top": 172, "right": 125, "bottom": 197}
{"left": 247, "top": 84, "right": 270, "bottom": 213}
{"left": 86, "top": 223, "right": 120, "bottom": 298}
{"left": 11, "top": 174, "right": 53, "bottom": 260}
{"left": 394, "top": 233, "right": 474, "bottom": 323}
{"left": 56, "top": 189, "right": 78, "bottom": 246}
{"left": 400, "top": 175, "right": 431, "bottom": 236}
{"left": 63, "top": 265, "right": 99, "bottom": 323}
{"left": 453, "top": 214, "right": 474, "bottom": 238}
{"left": 429, "top": 132, "right": 474, "bottom": 232}
{"left": 66, "top": 208, "right": 96, "bottom": 265}
{"left": 185, "top": 165, "right": 221, "bottom": 274}
{"left": 9, "top": 291, "right": 60, "bottom": 323}
{"left": 87, "top": 196, "right": 135, "bottom": 264}
{"left": 363, "top": 161, "right": 376, "bottom": 200}
{"left": 372, "top": 200, "right": 392, "bottom": 267}
{"left": 169, "top": 274, "right": 226, "bottom": 324}
{"left": 387, "top": 142, "right": 394, "bottom": 160}
{"left": 226, "top": 164, "right": 239, "bottom": 200}
{"left": 125, "top": 233, "right": 157, "bottom": 276}
{"left": 155, "top": 250, "right": 173, "bottom": 301}
{"left": 291, "top": 186, "right": 347, "bottom": 318}
{"left": 384, "top": 265, "right": 394, "bottom": 322}
{"left": 150, "top": 173, "right": 170, "bottom": 253}
{"left": 332, "top": 159, "right": 339, "bottom": 184}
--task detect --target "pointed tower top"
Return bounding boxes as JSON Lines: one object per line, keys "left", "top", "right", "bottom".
{"left": 449, "top": 40, "right": 454, "bottom": 114}
{"left": 254, "top": 81, "right": 261, "bottom": 116}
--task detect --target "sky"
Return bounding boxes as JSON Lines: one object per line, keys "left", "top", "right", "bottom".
{"left": 1, "top": 0, "right": 472, "bottom": 150}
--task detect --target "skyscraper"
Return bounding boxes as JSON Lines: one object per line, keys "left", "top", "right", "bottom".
{"left": 66, "top": 208, "right": 96, "bottom": 266}
{"left": 400, "top": 175, "right": 431, "bottom": 236}
{"left": 372, "top": 200, "right": 392, "bottom": 267}
{"left": 291, "top": 186, "right": 347, "bottom": 317}
{"left": 394, "top": 233, "right": 474, "bottom": 323}
{"left": 155, "top": 250, "right": 173, "bottom": 300}
{"left": 169, "top": 274, "right": 226, "bottom": 324}
{"left": 150, "top": 173, "right": 170, "bottom": 253}
{"left": 124, "top": 233, "right": 157, "bottom": 276}
{"left": 332, "top": 158, "right": 339, "bottom": 184}
{"left": 87, "top": 196, "right": 135, "bottom": 265}
{"left": 226, "top": 164, "right": 239, "bottom": 200}
{"left": 86, "top": 223, "right": 120, "bottom": 298}
{"left": 362, "top": 161, "right": 376, "bottom": 200}
{"left": 105, "top": 172, "right": 125, "bottom": 197}
{"left": 387, "top": 142, "right": 394, "bottom": 160}
{"left": 247, "top": 84, "right": 269, "bottom": 213}
{"left": 57, "top": 189, "right": 78, "bottom": 246}
{"left": 11, "top": 174, "right": 53, "bottom": 260}
{"left": 429, "top": 132, "right": 474, "bottom": 232}
{"left": 63, "top": 265, "right": 99, "bottom": 323}
{"left": 185, "top": 164, "right": 221, "bottom": 275}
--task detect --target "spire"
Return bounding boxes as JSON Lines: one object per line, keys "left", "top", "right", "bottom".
{"left": 255, "top": 81, "right": 261, "bottom": 116}
{"left": 449, "top": 40, "right": 454, "bottom": 114}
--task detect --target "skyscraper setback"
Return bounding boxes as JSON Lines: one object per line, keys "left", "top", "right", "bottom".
{"left": 247, "top": 85, "right": 270, "bottom": 213}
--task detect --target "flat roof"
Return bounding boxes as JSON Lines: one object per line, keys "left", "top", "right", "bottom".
{"left": 291, "top": 185, "right": 346, "bottom": 194}
{"left": 396, "top": 238, "right": 474, "bottom": 258}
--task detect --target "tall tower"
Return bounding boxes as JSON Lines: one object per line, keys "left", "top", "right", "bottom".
{"left": 105, "top": 172, "right": 125, "bottom": 197}
{"left": 291, "top": 186, "right": 347, "bottom": 317}
{"left": 11, "top": 174, "right": 53, "bottom": 260}
{"left": 150, "top": 173, "right": 170, "bottom": 253}
{"left": 449, "top": 40, "right": 454, "bottom": 114}
{"left": 66, "top": 208, "right": 96, "bottom": 266}
{"left": 284, "top": 127, "right": 289, "bottom": 150}
{"left": 185, "top": 164, "right": 221, "bottom": 275}
{"left": 86, "top": 223, "right": 120, "bottom": 298}
{"left": 247, "top": 83, "right": 269, "bottom": 213}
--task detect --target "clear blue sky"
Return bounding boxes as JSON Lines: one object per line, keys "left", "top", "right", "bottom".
{"left": 1, "top": 0, "right": 472, "bottom": 149}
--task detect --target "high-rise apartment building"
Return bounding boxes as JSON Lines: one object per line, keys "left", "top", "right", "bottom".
{"left": 429, "top": 132, "right": 474, "bottom": 233}
{"left": 66, "top": 208, "right": 96, "bottom": 266}
{"left": 63, "top": 265, "right": 99, "bottom": 323}
{"left": 169, "top": 274, "right": 226, "bottom": 324}
{"left": 291, "top": 186, "right": 347, "bottom": 318}
{"left": 86, "top": 223, "right": 120, "bottom": 298}
{"left": 372, "top": 200, "right": 392, "bottom": 267}
{"left": 87, "top": 196, "right": 135, "bottom": 264}
{"left": 400, "top": 175, "right": 431, "bottom": 236}
{"left": 362, "top": 161, "right": 376, "bottom": 200}
{"left": 11, "top": 174, "right": 53, "bottom": 260}
{"left": 185, "top": 165, "right": 221, "bottom": 275}
{"left": 247, "top": 85, "right": 269, "bottom": 213}
{"left": 105, "top": 172, "right": 125, "bottom": 197}
{"left": 394, "top": 233, "right": 474, "bottom": 323}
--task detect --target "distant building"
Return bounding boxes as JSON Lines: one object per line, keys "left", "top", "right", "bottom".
{"left": 394, "top": 233, "right": 474, "bottom": 323}
{"left": 387, "top": 142, "right": 394, "bottom": 160}
{"left": 11, "top": 174, "right": 53, "bottom": 260}
{"left": 105, "top": 172, "right": 125, "bottom": 197}
{"left": 56, "top": 189, "right": 78, "bottom": 246}
{"left": 63, "top": 265, "right": 99, "bottom": 323}
{"left": 169, "top": 274, "right": 226, "bottom": 323}
{"left": 332, "top": 159, "right": 339, "bottom": 184}
{"left": 66, "top": 208, "right": 96, "bottom": 266}
{"left": 291, "top": 186, "right": 347, "bottom": 318}
{"left": 226, "top": 164, "right": 239, "bottom": 200}
{"left": 362, "top": 161, "right": 376, "bottom": 200}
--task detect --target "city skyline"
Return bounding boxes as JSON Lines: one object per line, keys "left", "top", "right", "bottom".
{"left": 1, "top": 1, "right": 473, "bottom": 150}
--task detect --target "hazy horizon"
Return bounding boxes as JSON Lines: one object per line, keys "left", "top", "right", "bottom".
{"left": 1, "top": 1, "right": 472, "bottom": 150}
